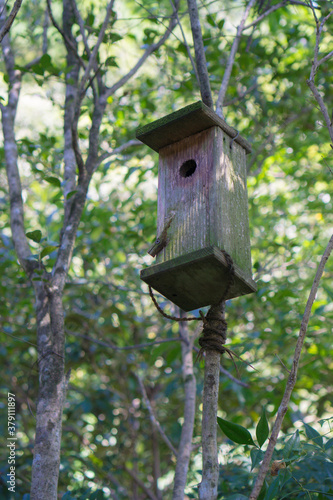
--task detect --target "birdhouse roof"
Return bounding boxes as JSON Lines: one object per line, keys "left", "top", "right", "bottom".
{"left": 136, "top": 101, "right": 251, "bottom": 153}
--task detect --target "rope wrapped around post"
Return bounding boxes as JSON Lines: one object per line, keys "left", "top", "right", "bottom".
{"left": 197, "top": 250, "right": 235, "bottom": 357}
{"left": 148, "top": 250, "right": 235, "bottom": 357}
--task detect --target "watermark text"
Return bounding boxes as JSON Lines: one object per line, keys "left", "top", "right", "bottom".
{"left": 7, "top": 393, "right": 16, "bottom": 493}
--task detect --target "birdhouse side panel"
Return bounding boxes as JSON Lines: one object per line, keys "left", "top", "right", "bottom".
{"left": 209, "top": 128, "right": 252, "bottom": 279}
{"left": 156, "top": 129, "right": 215, "bottom": 263}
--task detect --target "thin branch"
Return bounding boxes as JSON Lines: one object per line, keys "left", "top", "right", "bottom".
{"left": 223, "top": 82, "right": 258, "bottom": 107}
{"left": 243, "top": 0, "right": 318, "bottom": 31}
{"left": 186, "top": 0, "right": 213, "bottom": 108}
{"left": 77, "top": 0, "right": 114, "bottom": 99}
{"left": 243, "top": 1, "right": 287, "bottom": 31}
{"left": 193, "top": 345, "right": 250, "bottom": 388}
{"left": 216, "top": 0, "right": 256, "bottom": 118}
{"left": 124, "top": 466, "right": 158, "bottom": 500}
{"left": 46, "top": 0, "right": 85, "bottom": 68}
{"left": 247, "top": 108, "right": 312, "bottom": 174}
{"left": 24, "top": 7, "right": 48, "bottom": 69}
{"left": 105, "top": 0, "right": 180, "bottom": 98}
{"left": 67, "top": 330, "right": 182, "bottom": 351}
{"left": 96, "top": 139, "right": 142, "bottom": 166}
{"left": 69, "top": 1, "right": 115, "bottom": 178}
{"left": 317, "top": 49, "right": 333, "bottom": 68}
{"left": 250, "top": 234, "right": 333, "bottom": 500}
{"left": 70, "top": 0, "right": 91, "bottom": 58}
{"left": 2, "top": 330, "right": 37, "bottom": 347}
{"left": 0, "top": 2, "right": 33, "bottom": 272}
{"left": 0, "top": 0, "right": 22, "bottom": 42}
{"left": 307, "top": 5, "right": 333, "bottom": 144}
{"left": 169, "top": 0, "right": 200, "bottom": 85}
{"left": 307, "top": 80, "right": 333, "bottom": 143}
{"left": 136, "top": 372, "right": 178, "bottom": 457}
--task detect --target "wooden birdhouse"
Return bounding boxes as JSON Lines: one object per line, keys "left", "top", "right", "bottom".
{"left": 137, "top": 101, "right": 256, "bottom": 312}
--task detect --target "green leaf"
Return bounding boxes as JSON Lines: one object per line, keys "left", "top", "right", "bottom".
{"left": 26, "top": 230, "right": 42, "bottom": 243}
{"left": 66, "top": 190, "right": 77, "bottom": 199}
{"left": 109, "top": 32, "right": 122, "bottom": 44}
{"left": 40, "top": 246, "right": 58, "bottom": 258}
{"left": 257, "top": 481, "right": 267, "bottom": 500}
{"left": 45, "top": 176, "right": 61, "bottom": 188}
{"left": 105, "top": 56, "right": 119, "bottom": 68}
{"left": 224, "top": 495, "right": 248, "bottom": 500}
{"left": 325, "top": 437, "right": 333, "bottom": 450}
{"left": 283, "top": 430, "right": 300, "bottom": 459}
{"left": 250, "top": 447, "right": 264, "bottom": 470}
{"left": 217, "top": 417, "right": 256, "bottom": 446}
{"left": 304, "top": 423, "right": 323, "bottom": 448}
{"left": 264, "top": 476, "right": 280, "bottom": 500}
{"left": 256, "top": 408, "right": 269, "bottom": 448}
{"left": 40, "top": 53, "right": 52, "bottom": 66}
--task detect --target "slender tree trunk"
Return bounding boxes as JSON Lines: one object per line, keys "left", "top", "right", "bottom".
{"left": 198, "top": 350, "right": 220, "bottom": 500}
{"left": 172, "top": 317, "right": 196, "bottom": 500}
{"left": 152, "top": 411, "right": 162, "bottom": 500}
{"left": 198, "top": 303, "right": 226, "bottom": 500}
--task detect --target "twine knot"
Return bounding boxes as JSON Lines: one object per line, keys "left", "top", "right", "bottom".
{"left": 198, "top": 304, "right": 228, "bottom": 356}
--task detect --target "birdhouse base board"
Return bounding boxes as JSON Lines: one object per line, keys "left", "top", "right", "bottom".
{"left": 140, "top": 246, "right": 257, "bottom": 312}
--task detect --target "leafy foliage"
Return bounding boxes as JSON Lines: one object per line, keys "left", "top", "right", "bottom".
{"left": 1, "top": 0, "right": 333, "bottom": 498}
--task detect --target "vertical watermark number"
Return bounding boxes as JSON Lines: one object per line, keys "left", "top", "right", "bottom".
{"left": 7, "top": 393, "right": 16, "bottom": 493}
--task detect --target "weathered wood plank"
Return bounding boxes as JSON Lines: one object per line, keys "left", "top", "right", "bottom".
{"left": 141, "top": 246, "right": 257, "bottom": 312}
{"left": 136, "top": 101, "right": 252, "bottom": 154}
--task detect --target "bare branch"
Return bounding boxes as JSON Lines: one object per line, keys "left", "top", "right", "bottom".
{"left": 97, "top": 139, "right": 142, "bottom": 165}
{"left": 250, "top": 234, "right": 333, "bottom": 500}
{"left": 0, "top": 4, "right": 33, "bottom": 272}
{"left": 307, "top": 6, "right": 333, "bottom": 144}
{"left": 124, "top": 466, "right": 158, "bottom": 500}
{"left": 247, "top": 109, "right": 312, "bottom": 175}
{"left": 317, "top": 49, "right": 333, "bottom": 68}
{"left": 70, "top": 0, "right": 91, "bottom": 57}
{"left": 136, "top": 372, "right": 178, "bottom": 457}
{"left": 307, "top": 79, "right": 333, "bottom": 143}
{"left": 170, "top": 0, "right": 200, "bottom": 87}
{"left": 105, "top": 0, "right": 180, "bottom": 98}
{"left": 193, "top": 345, "right": 250, "bottom": 387}
{"left": 77, "top": 0, "right": 114, "bottom": 98}
{"left": 172, "top": 314, "right": 196, "bottom": 499}
{"left": 0, "top": 0, "right": 22, "bottom": 42}
{"left": 24, "top": 8, "right": 49, "bottom": 69}
{"left": 216, "top": 0, "right": 256, "bottom": 118}
{"left": 243, "top": 1, "right": 287, "bottom": 31}
{"left": 46, "top": 0, "right": 85, "bottom": 68}
{"left": 223, "top": 82, "right": 258, "bottom": 107}
{"left": 186, "top": 0, "right": 213, "bottom": 108}
{"left": 67, "top": 330, "right": 182, "bottom": 351}
{"left": 169, "top": 0, "right": 200, "bottom": 85}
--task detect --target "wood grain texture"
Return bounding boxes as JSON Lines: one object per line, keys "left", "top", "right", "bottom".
{"left": 141, "top": 246, "right": 257, "bottom": 311}
{"left": 156, "top": 127, "right": 252, "bottom": 279}
{"left": 137, "top": 102, "right": 256, "bottom": 310}
{"left": 136, "top": 101, "right": 252, "bottom": 153}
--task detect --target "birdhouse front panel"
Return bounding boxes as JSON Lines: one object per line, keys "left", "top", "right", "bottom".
{"left": 156, "top": 126, "right": 252, "bottom": 281}
{"left": 156, "top": 128, "right": 213, "bottom": 263}
{"left": 136, "top": 101, "right": 257, "bottom": 311}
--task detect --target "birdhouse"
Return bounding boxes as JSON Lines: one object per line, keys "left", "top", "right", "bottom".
{"left": 137, "top": 101, "right": 256, "bottom": 312}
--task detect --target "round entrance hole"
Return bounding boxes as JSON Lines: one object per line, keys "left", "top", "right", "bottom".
{"left": 179, "top": 159, "right": 197, "bottom": 178}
